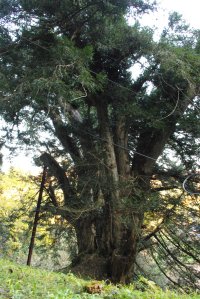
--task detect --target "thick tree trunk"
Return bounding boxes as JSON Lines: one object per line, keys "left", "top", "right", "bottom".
{"left": 42, "top": 99, "right": 182, "bottom": 283}
{"left": 69, "top": 102, "right": 145, "bottom": 283}
{"left": 71, "top": 201, "right": 144, "bottom": 283}
{"left": 75, "top": 215, "right": 97, "bottom": 254}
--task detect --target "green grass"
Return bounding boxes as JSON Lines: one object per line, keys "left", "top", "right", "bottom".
{"left": 0, "top": 258, "right": 199, "bottom": 299}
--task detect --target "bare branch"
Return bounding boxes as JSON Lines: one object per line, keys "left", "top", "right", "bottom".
{"left": 49, "top": 108, "right": 81, "bottom": 161}
{"left": 40, "top": 152, "right": 76, "bottom": 205}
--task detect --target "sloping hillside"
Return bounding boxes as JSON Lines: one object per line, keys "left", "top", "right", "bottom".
{"left": 0, "top": 259, "right": 199, "bottom": 299}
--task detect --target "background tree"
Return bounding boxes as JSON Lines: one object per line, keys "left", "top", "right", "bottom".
{"left": 0, "top": 169, "right": 38, "bottom": 258}
{"left": 0, "top": 169, "right": 75, "bottom": 269}
{"left": 0, "top": 0, "right": 200, "bottom": 285}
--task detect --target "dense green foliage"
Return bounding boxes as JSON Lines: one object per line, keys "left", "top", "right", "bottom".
{"left": 0, "top": 258, "right": 199, "bottom": 299}
{"left": 0, "top": 0, "right": 200, "bottom": 287}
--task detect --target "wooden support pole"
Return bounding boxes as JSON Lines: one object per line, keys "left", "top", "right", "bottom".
{"left": 27, "top": 167, "right": 47, "bottom": 266}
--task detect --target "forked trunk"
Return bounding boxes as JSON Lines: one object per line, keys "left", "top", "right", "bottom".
{"left": 70, "top": 101, "right": 145, "bottom": 283}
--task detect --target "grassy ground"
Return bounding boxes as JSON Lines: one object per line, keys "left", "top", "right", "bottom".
{"left": 0, "top": 258, "right": 199, "bottom": 299}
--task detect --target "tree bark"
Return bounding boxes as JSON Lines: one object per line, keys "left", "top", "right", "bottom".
{"left": 41, "top": 88, "right": 199, "bottom": 283}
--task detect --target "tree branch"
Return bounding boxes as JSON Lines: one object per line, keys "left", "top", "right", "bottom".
{"left": 151, "top": 185, "right": 179, "bottom": 192}
{"left": 40, "top": 152, "right": 76, "bottom": 205}
{"left": 49, "top": 108, "right": 81, "bottom": 162}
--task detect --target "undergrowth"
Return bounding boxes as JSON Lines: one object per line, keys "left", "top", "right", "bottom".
{"left": 0, "top": 258, "right": 199, "bottom": 299}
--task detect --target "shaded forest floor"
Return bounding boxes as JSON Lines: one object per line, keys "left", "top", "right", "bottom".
{"left": 0, "top": 258, "right": 199, "bottom": 299}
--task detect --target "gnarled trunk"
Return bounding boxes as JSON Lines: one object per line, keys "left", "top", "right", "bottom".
{"left": 71, "top": 198, "right": 144, "bottom": 283}
{"left": 69, "top": 101, "right": 146, "bottom": 283}
{"left": 41, "top": 97, "right": 181, "bottom": 283}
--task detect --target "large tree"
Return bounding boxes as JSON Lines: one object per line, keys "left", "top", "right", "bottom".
{"left": 0, "top": 0, "right": 200, "bottom": 284}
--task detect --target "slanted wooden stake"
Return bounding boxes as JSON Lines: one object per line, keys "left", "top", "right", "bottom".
{"left": 27, "top": 167, "right": 47, "bottom": 266}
